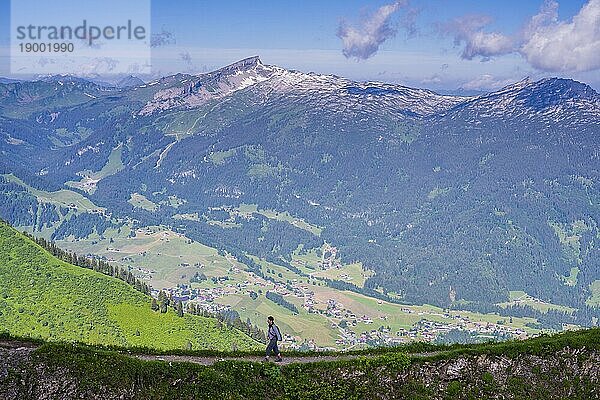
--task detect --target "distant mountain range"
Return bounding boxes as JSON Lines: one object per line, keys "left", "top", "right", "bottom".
{"left": 0, "top": 74, "right": 146, "bottom": 88}
{"left": 436, "top": 88, "right": 488, "bottom": 97}
{"left": 116, "top": 75, "right": 146, "bottom": 88}
{"left": 0, "top": 56, "right": 598, "bottom": 314}
{"left": 0, "top": 78, "right": 22, "bottom": 84}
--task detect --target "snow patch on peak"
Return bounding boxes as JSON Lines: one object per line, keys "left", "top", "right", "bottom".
{"left": 139, "top": 57, "right": 279, "bottom": 115}
{"left": 444, "top": 77, "right": 600, "bottom": 126}
{"left": 499, "top": 77, "right": 533, "bottom": 92}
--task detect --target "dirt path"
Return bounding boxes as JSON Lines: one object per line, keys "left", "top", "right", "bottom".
{"left": 134, "top": 348, "right": 444, "bottom": 366}
{"left": 134, "top": 353, "right": 366, "bottom": 366}
{"left": 0, "top": 340, "right": 39, "bottom": 350}
{"left": 0, "top": 340, "right": 437, "bottom": 366}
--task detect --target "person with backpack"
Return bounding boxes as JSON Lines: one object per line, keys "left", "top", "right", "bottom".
{"left": 264, "top": 315, "right": 283, "bottom": 362}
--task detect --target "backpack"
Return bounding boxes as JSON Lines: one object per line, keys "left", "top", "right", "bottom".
{"left": 271, "top": 324, "right": 282, "bottom": 341}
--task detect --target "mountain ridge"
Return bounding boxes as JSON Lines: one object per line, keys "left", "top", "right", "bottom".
{"left": 0, "top": 56, "right": 598, "bottom": 316}
{"left": 128, "top": 58, "right": 599, "bottom": 123}
{"left": 2, "top": 57, "right": 598, "bottom": 123}
{"left": 1, "top": 328, "right": 599, "bottom": 399}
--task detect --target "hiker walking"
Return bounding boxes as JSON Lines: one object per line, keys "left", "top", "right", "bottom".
{"left": 265, "top": 315, "right": 283, "bottom": 362}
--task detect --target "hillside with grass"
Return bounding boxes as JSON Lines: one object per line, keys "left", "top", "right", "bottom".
{"left": 0, "top": 220, "right": 260, "bottom": 351}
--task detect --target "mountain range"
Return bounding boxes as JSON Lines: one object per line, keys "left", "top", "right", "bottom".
{"left": 0, "top": 56, "right": 598, "bottom": 316}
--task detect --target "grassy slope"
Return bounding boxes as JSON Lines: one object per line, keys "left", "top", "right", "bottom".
{"left": 497, "top": 290, "right": 576, "bottom": 313}
{"left": 0, "top": 221, "right": 260, "bottom": 351}
{"left": 4, "top": 173, "right": 101, "bottom": 212}
{"left": 65, "top": 144, "right": 124, "bottom": 194}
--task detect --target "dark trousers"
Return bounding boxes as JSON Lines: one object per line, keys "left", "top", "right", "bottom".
{"left": 265, "top": 338, "right": 279, "bottom": 357}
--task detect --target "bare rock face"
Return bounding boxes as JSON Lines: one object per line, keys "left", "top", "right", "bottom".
{"left": 398, "top": 348, "right": 600, "bottom": 399}
{"left": 444, "top": 357, "right": 469, "bottom": 379}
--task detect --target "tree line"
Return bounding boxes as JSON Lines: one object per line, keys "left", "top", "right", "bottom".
{"left": 265, "top": 291, "right": 299, "bottom": 314}
{"left": 21, "top": 230, "right": 151, "bottom": 296}
{"left": 151, "top": 290, "right": 266, "bottom": 343}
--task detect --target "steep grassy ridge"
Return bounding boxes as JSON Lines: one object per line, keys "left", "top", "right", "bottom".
{"left": 0, "top": 221, "right": 260, "bottom": 351}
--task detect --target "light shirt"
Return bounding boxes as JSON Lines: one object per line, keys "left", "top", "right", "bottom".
{"left": 268, "top": 324, "right": 281, "bottom": 341}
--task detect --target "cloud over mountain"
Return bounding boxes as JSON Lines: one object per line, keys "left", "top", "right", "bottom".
{"left": 443, "top": 0, "right": 600, "bottom": 72}
{"left": 337, "top": 1, "right": 408, "bottom": 60}
{"left": 520, "top": 0, "right": 600, "bottom": 72}
{"left": 442, "top": 14, "right": 514, "bottom": 60}
{"left": 462, "top": 74, "right": 515, "bottom": 90}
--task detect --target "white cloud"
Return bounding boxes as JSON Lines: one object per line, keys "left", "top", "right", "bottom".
{"left": 466, "top": 31, "right": 514, "bottom": 60}
{"left": 337, "top": 1, "right": 408, "bottom": 60}
{"left": 421, "top": 74, "right": 442, "bottom": 84}
{"left": 444, "top": 0, "right": 600, "bottom": 72}
{"left": 520, "top": 0, "right": 600, "bottom": 72}
{"left": 442, "top": 15, "right": 514, "bottom": 60}
{"left": 461, "top": 74, "right": 515, "bottom": 90}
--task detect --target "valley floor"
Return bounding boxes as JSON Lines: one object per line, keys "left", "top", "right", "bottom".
{"left": 54, "top": 224, "right": 546, "bottom": 349}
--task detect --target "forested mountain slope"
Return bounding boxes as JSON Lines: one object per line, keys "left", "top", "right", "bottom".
{"left": 0, "top": 57, "right": 598, "bottom": 311}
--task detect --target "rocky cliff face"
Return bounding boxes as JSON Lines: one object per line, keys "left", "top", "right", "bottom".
{"left": 401, "top": 348, "right": 599, "bottom": 398}
{"left": 1, "top": 340, "right": 599, "bottom": 400}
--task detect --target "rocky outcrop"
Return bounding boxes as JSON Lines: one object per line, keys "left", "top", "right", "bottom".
{"left": 400, "top": 348, "right": 600, "bottom": 399}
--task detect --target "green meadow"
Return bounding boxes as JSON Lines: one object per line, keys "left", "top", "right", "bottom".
{"left": 0, "top": 221, "right": 260, "bottom": 351}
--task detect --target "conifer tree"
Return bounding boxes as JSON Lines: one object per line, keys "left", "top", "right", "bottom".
{"left": 158, "top": 291, "right": 168, "bottom": 313}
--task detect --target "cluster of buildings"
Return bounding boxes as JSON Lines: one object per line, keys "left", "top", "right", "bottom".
{"left": 148, "top": 266, "right": 531, "bottom": 349}
{"left": 129, "top": 245, "right": 531, "bottom": 350}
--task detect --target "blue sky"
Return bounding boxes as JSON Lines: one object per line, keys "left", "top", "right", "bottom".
{"left": 1, "top": 0, "right": 599, "bottom": 91}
